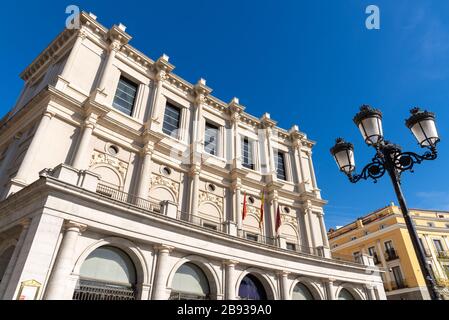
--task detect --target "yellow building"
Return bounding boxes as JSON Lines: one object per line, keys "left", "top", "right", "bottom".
{"left": 328, "top": 203, "right": 449, "bottom": 300}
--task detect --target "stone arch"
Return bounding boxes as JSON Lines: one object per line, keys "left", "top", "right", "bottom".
{"left": 279, "top": 223, "right": 300, "bottom": 243}
{"left": 90, "top": 164, "right": 123, "bottom": 188}
{"left": 198, "top": 201, "right": 223, "bottom": 222}
{"left": 243, "top": 213, "right": 265, "bottom": 235}
{"left": 335, "top": 283, "right": 366, "bottom": 300}
{"left": 73, "top": 237, "right": 149, "bottom": 286}
{"left": 150, "top": 186, "right": 176, "bottom": 203}
{"left": 235, "top": 268, "right": 277, "bottom": 300}
{"left": 166, "top": 255, "right": 222, "bottom": 299}
{"left": 289, "top": 277, "right": 325, "bottom": 300}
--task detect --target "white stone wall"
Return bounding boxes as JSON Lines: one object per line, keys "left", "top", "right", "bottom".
{"left": 0, "top": 12, "right": 386, "bottom": 300}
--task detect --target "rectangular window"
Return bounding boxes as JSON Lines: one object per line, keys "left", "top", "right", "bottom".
{"left": 274, "top": 151, "right": 287, "bottom": 181}
{"left": 286, "top": 243, "right": 296, "bottom": 251}
{"left": 433, "top": 239, "right": 444, "bottom": 252}
{"left": 246, "top": 233, "right": 258, "bottom": 242}
{"left": 384, "top": 240, "right": 393, "bottom": 251}
{"left": 203, "top": 223, "right": 218, "bottom": 231}
{"left": 368, "top": 247, "right": 376, "bottom": 256}
{"left": 353, "top": 251, "right": 361, "bottom": 263}
{"left": 162, "top": 102, "right": 181, "bottom": 137}
{"left": 391, "top": 266, "right": 405, "bottom": 288}
{"left": 204, "top": 122, "right": 219, "bottom": 156}
{"left": 112, "top": 77, "right": 138, "bottom": 116}
{"left": 242, "top": 137, "right": 254, "bottom": 170}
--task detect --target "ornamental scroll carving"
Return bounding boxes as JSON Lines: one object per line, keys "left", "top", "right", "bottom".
{"left": 150, "top": 174, "right": 179, "bottom": 198}
{"left": 89, "top": 151, "right": 128, "bottom": 181}
{"left": 199, "top": 191, "right": 223, "bottom": 210}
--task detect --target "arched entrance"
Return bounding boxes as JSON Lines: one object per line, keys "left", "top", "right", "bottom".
{"left": 292, "top": 282, "right": 314, "bottom": 300}
{"left": 169, "top": 262, "right": 210, "bottom": 300}
{"left": 238, "top": 274, "right": 267, "bottom": 300}
{"left": 73, "top": 246, "right": 137, "bottom": 300}
{"left": 338, "top": 288, "right": 355, "bottom": 300}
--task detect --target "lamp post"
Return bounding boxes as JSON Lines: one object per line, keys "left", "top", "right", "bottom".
{"left": 330, "top": 105, "right": 441, "bottom": 300}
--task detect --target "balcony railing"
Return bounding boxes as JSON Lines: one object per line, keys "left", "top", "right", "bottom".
{"left": 93, "top": 185, "right": 366, "bottom": 264}
{"left": 437, "top": 251, "right": 449, "bottom": 260}
{"left": 96, "top": 184, "right": 161, "bottom": 212}
{"left": 331, "top": 253, "right": 364, "bottom": 265}
{"left": 385, "top": 248, "right": 399, "bottom": 261}
{"left": 386, "top": 279, "right": 408, "bottom": 291}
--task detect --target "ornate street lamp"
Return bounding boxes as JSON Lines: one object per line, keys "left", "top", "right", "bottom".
{"left": 331, "top": 105, "right": 441, "bottom": 300}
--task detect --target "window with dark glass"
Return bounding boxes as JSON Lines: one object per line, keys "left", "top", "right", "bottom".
{"left": 246, "top": 233, "right": 258, "bottom": 242}
{"left": 433, "top": 239, "right": 444, "bottom": 252}
{"left": 204, "top": 122, "right": 219, "bottom": 156}
{"left": 112, "top": 77, "right": 138, "bottom": 116}
{"left": 242, "top": 137, "right": 254, "bottom": 170}
{"left": 286, "top": 243, "right": 296, "bottom": 251}
{"left": 162, "top": 102, "right": 181, "bottom": 136}
{"left": 274, "top": 151, "right": 287, "bottom": 181}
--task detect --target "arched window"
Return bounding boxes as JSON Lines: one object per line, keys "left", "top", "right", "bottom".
{"left": 292, "top": 282, "right": 314, "bottom": 300}
{"left": 338, "top": 288, "right": 355, "bottom": 300}
{"left": 238, "top": 274, "right": 267, "bottom": 300}
{"left": 73, "top": 246, "right": 137, "bottom": 300}
{"left": 170, "top": 263, "right": 210, "bottom": 300}
{"left": 0, "top": 246, "right": 15, "bottom": 283}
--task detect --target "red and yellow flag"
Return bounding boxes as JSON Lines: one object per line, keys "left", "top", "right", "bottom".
{"left": 259, "top": 191, "right": 265, "bottom": 229}
{"left": 242, "top": 192, "right": 247, "bottom": 221}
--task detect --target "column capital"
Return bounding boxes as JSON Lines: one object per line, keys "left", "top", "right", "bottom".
{"left": 154, "top": 244, "right": 175, "bottom": 253}
{"left": 223, "top": 260, "right": 239, "bottom": 267}
{"left": 326, "top": 278, "right": 337, "bottom": 284}
{"left": 64, "top": 220, "right": 87, "bottom": 233}
{"left": 43, "top": 110, "right": 56, "bottom": 119}
{"left": 189, "top": 165, "right": 201, "bottom": 177}
{"left": 76, "top": 28, "right": 88, "bottom": 40}
{"left": 276, "top": 270, "right": 290, "bottom": 277}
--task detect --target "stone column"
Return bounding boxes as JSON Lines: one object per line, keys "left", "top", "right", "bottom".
{"left": 189, "top": 167, "right": 201, "bottom": 221}
{"left": 307, "top": 151, "right": 320, "bottom": 196}
{"left": 366, "top": 284, "right": 376, "bottom": 300}
{"left": 233, "top": 182, "right": 243, "bottom": 232}
{"left": 271, "top": 193, "right": 279, "bottom": 238}
{"left": 278, "top": 271, "right": 290, "bottom": 300}
{"left": 71, "top": 115, "right": 97, "bottom": 170}
{"left": 325, "top": 278, "right": 336, "bottom": 300}
{"left": 303, "top": 206, "right": 316, "bottom": 252}
{"left": 14, "top": 110, "right": 55, "bottom": 184}
{"left": 152, "top": 245, "right": 174, "bottom": 300}
{"left": 317, "top": 212, "right": 330, "bottom": 248}
{"left": 60, "top": 30, "right": 87, "bottom": 80}
{"left": 0, "top": 219, "right": 31, "bottom": 298}
{"left": 376, "top": 240, "right": 392, "bottom": 290}
{"left": 136, "top": 142, "right": 153, "bottom": 199}
{"left": 149, "top": 55, "right": 173, "bottom": 123}
{"left": 224, "top": 260, "right": 238, "bottom": 300}
{"left": 45, "top": 221, "right": 87, "bottom": 300}
{"left": 97, "top": 40, "right": 121, "bottom": 92}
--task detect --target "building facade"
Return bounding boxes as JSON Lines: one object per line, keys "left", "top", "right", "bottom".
{"left": 0, "top": 12, "right": 384, "bottom": 300}
{"left": 328, "top": 203, "right": 449, "bottom": 300}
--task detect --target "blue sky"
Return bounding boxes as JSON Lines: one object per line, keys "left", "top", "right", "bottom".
{"left": 1, "top": 1, "right": 448, "bottom": 228}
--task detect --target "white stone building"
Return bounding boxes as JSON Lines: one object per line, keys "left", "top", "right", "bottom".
{"left": 0, "top": 12, "right": 385, "bottom": 300}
